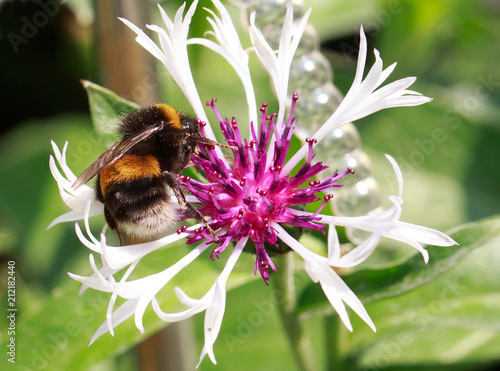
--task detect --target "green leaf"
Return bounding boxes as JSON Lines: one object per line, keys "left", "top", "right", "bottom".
{"left": 13, "top": 243, "right": 256, "bottom": 371}
{"left": 81, "top": 80, "right": 141, "bottom": 147}
{"left": 0, "top": 114, "right": 97, "bottom": 285}
{"left": 295, "top": 216, "right": 500, "bottom": 368}
{"left": 344, "top": 216, "right": 500, "bottom": 368}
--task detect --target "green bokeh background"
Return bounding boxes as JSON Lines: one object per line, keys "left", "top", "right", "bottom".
{"left": 1, "top": 0, "right": 499, "bottom": 370}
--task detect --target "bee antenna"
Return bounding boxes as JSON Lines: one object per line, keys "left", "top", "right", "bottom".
{"left": 188, "top": 134, "right": 237, "bottom": 151}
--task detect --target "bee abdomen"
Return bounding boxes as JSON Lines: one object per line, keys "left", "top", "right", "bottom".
{"left": 103, "top": 176, "right": 178, "bottom": 238}
{"left": 108, "top": 177, "right": 165, "bottom": 204}
{"left": 99, "top": 155, "right": 163, "bottom": 195}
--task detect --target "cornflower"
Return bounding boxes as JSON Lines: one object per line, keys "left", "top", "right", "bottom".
{"left": 49, "top": 0, "right": 456, "bottom": 365}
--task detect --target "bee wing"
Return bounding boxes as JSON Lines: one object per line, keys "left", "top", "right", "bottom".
{"left": 72, "top": 125, "right": 162, "bottom": 189}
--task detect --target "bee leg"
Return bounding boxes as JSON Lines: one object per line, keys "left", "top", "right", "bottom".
{"left": 104, "top": 205, "right": 124, "bottom": 246}
{"left": 115, "top": 228, "right": 124, "bottom": 246}
{"left": 163, "top": 171, "right": 219, "bottom": 242}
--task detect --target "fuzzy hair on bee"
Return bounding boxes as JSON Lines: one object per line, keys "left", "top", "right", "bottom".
{"left": 72, "top": 104, "right": 234, "bottom": 245}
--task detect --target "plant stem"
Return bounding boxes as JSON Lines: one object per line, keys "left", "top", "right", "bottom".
{"left": 273, "top": 253, "right": 317, "bottom": 371}
{"left": 324, "top": 313, "right": 342, "bottom": 370}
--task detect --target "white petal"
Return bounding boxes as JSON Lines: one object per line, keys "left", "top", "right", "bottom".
{"left": 190, "top": 0, "right": 258, "bottom": 128}
{"left": 387, "top": 232, "right": 430, "bottom": 263}
{"left": 327, "top": 223, "right": 341, "bottom": 264}
{"left": 395, "top": 222, "right": 458, "bottom": 246}
{"left": 348, "top": 48, "right": 384, "bottom": 102}
{"left": 47, "top": 210, "right": 86, "bottom": 229}
{"left": 174, "top": 286, "right": 201, "bottom": 307}
{"left": 251, "top": 5, "right": 311, "bottom": 129}
{"left": 119, "top": 17, "right": 166, "bottom": 62}
{"left": 75, "top": 223, "right": 100, "bottom": 252}
{"left": 49, "top": 153, "right": 72, "bottom": 190}
{"left": 385, "top": 154, "right": 404, "bottom": 199}
{"left": 282, "top": 26, "right": 432, "bottom": 175}
{"left": 321, "top": 212, "right": 389, "bottom": 232}
{"left": 83, "top": 200, "right": 100, "bottom": 245}
{"left": 315, "top": 266, "right": 352, "bottom": 329}
{"left": 200, "top": 282, "right": 226, "bottom": 365}
{"left": 199, "top": 240, "right": 245, "bottom": 366}
{"left": 106, "top": 260, "right": 139, "bottom": 336}
{"left": 380, "top": 95, "right": 432, "bottom": 107}
{"left": 372, "top": 76, "right": 418, "bottom": 100}
{"left": 249, "top": 12, "right": 277, "bottom": 82}
{"left": 51, "top": 141, "right": 77, "bottom": 183}
{"left": 273, "top": 223, "right": 374, "bottom": 331}
{"left": 152, "top": 293, "right": 206, "bottom": 322}
{"left": 68, "top": 271, "right": 114, "bottom": 293}
{"left": 377, "top": 62, "right": 398, "bottom": 86}
{"left": 332, "top": 232, "right": 382, "bottom": 268}
{"left": 90, "top": 299, "right": 139, "bottom": 345}
{"left": 327, "top": 271, "right": 376, "bottom": 332}
{"left": 352, "top": 25, "right": 367, "bottom": 89}
{"left": 102, "top": 223, "right": 201, "bottom": 270}
{"left": 134, "top": 289, "right": 156, "bottom": 333}
{"left": 351, "top": 77, "right": 418, "bottom": 119}
{"left": 157, "top": 3, "right": 174, "bottom": 33}
{"left": 49, "top": 155, "right": 100, "bottom": 213}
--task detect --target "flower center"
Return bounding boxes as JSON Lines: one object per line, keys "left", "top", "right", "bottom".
{"left": 178, "top": 95, "right": 353, "bottom": 283}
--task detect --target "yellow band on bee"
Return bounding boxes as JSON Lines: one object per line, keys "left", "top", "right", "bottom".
{"left": 100, "top": 155, "right": 162, "bottom": 195}
{"left": 155, "top": 104, "right": 183, "bottom": 130}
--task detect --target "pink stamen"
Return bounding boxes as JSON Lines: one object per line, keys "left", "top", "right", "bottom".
{"left": 183, "top": 97, "right": 350, "bottom": 282}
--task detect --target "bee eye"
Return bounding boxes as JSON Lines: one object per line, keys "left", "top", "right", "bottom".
{"left": 182, "top": 123, "right": 197, "bottom": 134}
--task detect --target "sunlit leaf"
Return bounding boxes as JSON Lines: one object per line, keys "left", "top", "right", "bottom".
{"left": 81, "top": 80, "right": 140, "bottom": 146}
{"left": 15, "top": 243, "right": 256, "bottom": 371}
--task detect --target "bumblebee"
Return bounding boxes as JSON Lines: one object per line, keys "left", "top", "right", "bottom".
{"left": 72, "top": 104, "right": 230, "bottom": 244}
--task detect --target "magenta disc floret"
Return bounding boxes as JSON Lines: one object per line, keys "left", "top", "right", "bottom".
{"left": 179, "top": 95, "right": 352, "bottom": 284}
